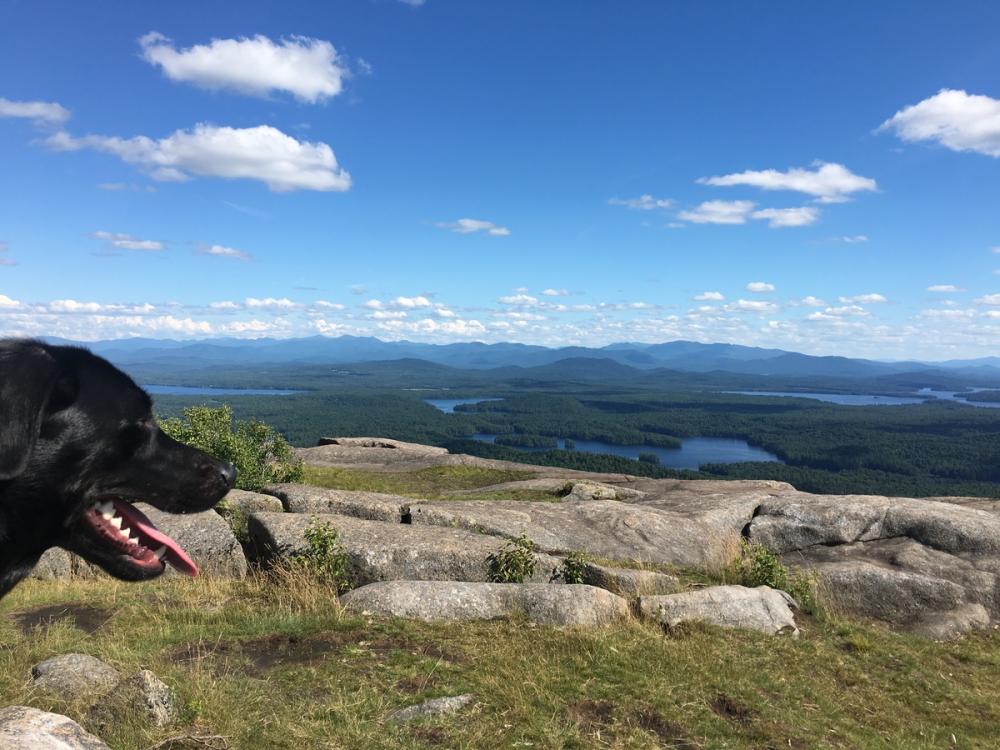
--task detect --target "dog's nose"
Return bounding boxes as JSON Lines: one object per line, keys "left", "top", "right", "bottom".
{"left": 219, "top": 461, "right": 237, "bottom": 488}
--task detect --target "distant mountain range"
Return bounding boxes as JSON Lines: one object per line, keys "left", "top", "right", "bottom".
{"left": 41, "top": 335, "right": 1000, "bottom": 383}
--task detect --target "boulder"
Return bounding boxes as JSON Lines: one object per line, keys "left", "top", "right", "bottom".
{"left": 407, "top": 495, "right": 758, "bottom": 568}
{"left": 31, "top": 653, "right": 120, "bottom": 702}
{"left": 341, "top": 581, "right": 630, "bottom": 626}
{"left": 262, "top": 483, "right": 404, "bottom": 522}
{"left": 0, "top": 707, "right": 110, "bottom": 750}
{"left": 387, "top": 694, "right": 476, "bottom": 723}
{"left": 579, "top": 562, "right": 681, "bottom": 596}
{"left": 640, "top": 586, "right": 799, "bottom": 636}
{"left": 910, "top": 604, "right": 991, "bottom": 641}
{"left": 136, "top": 504, "right": 247, "bottom": 578}
{"left": 218, "top": 489, "right": 284, "bottom": 517}
{"left": 29, "top": 548, "right": 97, "bottom": 581}
{"left": 247, "top": 512, "right": 560, "bottom": 586}
{"left": 86, "top": 669, "right": 176, "bottom": 732}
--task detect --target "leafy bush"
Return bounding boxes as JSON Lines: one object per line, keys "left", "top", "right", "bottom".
{"left": 558, "top": 551, "right": 588, "bottom": 584}
{"left": 638, "top": 451, "right": 660, "bottom": 465}
{"left": 486, "top": 534, "right": 537, "bottom": 583}
{"left": 159, "top": 404, "right": 304, "bottom": 491}
{"left": 290, "top": 520, "right": 351, "bottom": 593}
{"left": 725, "top": 539, "right": 818, "bottom": 614}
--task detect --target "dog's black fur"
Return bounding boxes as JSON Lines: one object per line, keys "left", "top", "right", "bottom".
{"left": 0, "top": 339, "right": 235, "bottom": 598}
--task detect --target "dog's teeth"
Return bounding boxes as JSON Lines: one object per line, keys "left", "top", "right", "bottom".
{"left": 154, "top": 546, "right": 167, "bottom": 560}
{"left": 110, "top": 516, "right": 123, "bottom": 529}
{"left": 99, "top": 501, "right": 115, "bottom": 515}
{"left": 101, "top": 510, "right": 113, "bottom": 521}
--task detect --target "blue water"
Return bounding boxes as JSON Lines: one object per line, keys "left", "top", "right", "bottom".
{"left": 728, "top": 389, "right": 1000, "bottom": 409}
{"left": 726, "top": 390, "right": 926, "bottom": 406}
{"left": 472, "top": 433, "right": 781, "bottom": 470}
{"left": 144, "top": 385, "right": 304, "bottom": 396}
{"left": 425, "top": 397, "right": 502, "bottom": 413}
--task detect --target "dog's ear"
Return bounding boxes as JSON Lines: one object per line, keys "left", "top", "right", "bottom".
{"left": 0, "top": 344, "right": 60, "bottom": 480}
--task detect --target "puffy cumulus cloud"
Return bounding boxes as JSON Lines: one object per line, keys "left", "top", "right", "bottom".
{"left": 0, "top": 294, "right": 21, "bottom": 308}
{"left": 209, "top": 300, "right": 240, "bottom": 310}
{"left": 797, "top": 296, "right": 826, "bottom": 307}
{"left": 746, "top": 281, "right": 775, "bottom": 293}
{"left": 975, "top": 293, "right": 1000, "bottom": 306}
{"left": 433, "top": 305, "right": 456, "bottom": 318}
{"left": 46, "top": 124, "right": 351, "bottom": 192}
{"left": 139, "top": 32, "right": 346, "bottom": 103}
{"left": 808, "top": 305, "right": 870, "bottom": 320}
{"left": 90, "top": 231, "right": 164, "bottom": 252}
{"left": 370, "top": 310, "right": 408, "bottom": 320}
{"left": 49, "top": 299, "right": 105, "bottom": 313}
{"left": 198, "top": 244, "right": 251, "bottom": 261}
{"left": 927, "top": 284, "right": 963, "bottom": 293}
{"left": 0, "top": 97, "right": 69, "bottom": 124}
{"left": 313, "top": 300, "right": 345, "bottom": 310}
{"left": 678, "top": 200, "right": 755, "bottom": 225}
{"left": 839, "top": 293, "right": 887, "bottom": 304}
{"left": 245, "top": 297, "right": 296, "bottom": 308}
{"left": 727, "top": 299, "right": 778, "bottom": 313}
{"left": 751, "top": 206, "right": 819, "bottom": 228}
{"left": 436, "top": 218, "right": 511, "bottom": 236}
{"left": 541, "top": 288, "right": 570, "bottom": 297}
{"left": 363, "top": 299, "right": 383, "bottom": 309}
{"left": 310, "top": 318, "right": 350, "bottom": 335}
{"left": 694, "top": 291, "right": 724, "bottom": 301}
{"left": 377, "top": 317, "right": 487, "bottom": 338}
{"left": 878, "top": 89, "right": 1000, "bottom": 157}
{"left": 607, "top": 194, "right": 673, "bottom": 210}
{"left": 391, "top": 295, "right": 432, "bottom": 308}
{"left": 698, "top": 162, "right": 877, "bottom": 203}
{"left": 498, "top": 293, "right": 539, "bottom": 306}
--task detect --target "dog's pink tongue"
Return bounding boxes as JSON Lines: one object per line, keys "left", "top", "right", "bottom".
{"left": 112, "top": 500, "right": 199, "bottom": 577}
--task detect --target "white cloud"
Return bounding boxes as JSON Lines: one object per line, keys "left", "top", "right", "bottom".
{"left": 433, "top": 305, "right": 456, "bottom": 318}
{"left": 436, "top": 218, "right": 510, "bottom": 236}
{"left": 927, "top": 284, "right": 963, "bottom": 293}
{"left": 678, "top": 200, "right": 755, "bottom": 225}
{"left": 841, "top": 235, "right": 869, "bottom": 244}
{"left": 839, "top": 293, "right": 887, "bottom": 304}
{"left": 364, "top": 299, "right": 383, "bottom": 309}
{"left": 608, "top": 194, "right": 673, "bottom": 210}
{"left": 921, "top": 308, "right": 976, "bottom": 319}
{"left": 0, "top": 295, "right": 21, "bottom": 308}
{"left": 0, "top": 97, "right": 69, "bottom": 124}
{"left": 245, "top": 297, "right": 295, "bottom": 308}
{"left": 698, "top": 162, "right": 877, "bottom": 203}
{"left": 746, "top": 282, "right": 775, "bottom": 293}
{"left": 694, "top": 291, "right": 724, "bottom": 301}
{"left": 878, "top": 89, "right": 1000, "bottom": 157}
{"left": 392, "top": 295, "right": 432, "bottom": 308}
{"left": 974, "top": 293, "right": 1000, "bottom": 306}
{"left": 210, "top": 301, "right": 239, "bottom": 310}
{"left": 370, "top": 310, "right": 408, "bottom": 320}
{"left": 46, "top": 124, "right": 351, "bottom": 192}
{"left": 751, "top": 206, "right": 819, "bottom": 227}
{"left": 498, "top": 293, "right": 539, "bottom": 306}
{"left": 798, "top": 296, "right": 826, "bottom": 307}
{"left": 49, "top": 299, "right": 103, "bottom": 313}
{"left": 314, "top": 300, "right": 345, "bottom": 310}
{"left": 139, "top": 32, "right": 346, "bottom": 103}
{"left": 198, "top": 244, "right": 251, "bottom": 261}
{"left": 729, "top": 299, "right": 777, "bottom": 313}
{"left": 541, "top": 288, "right": 570, "bottom": 297}
{"left": 90, "top": 231, "right": 164, "bottom": 252}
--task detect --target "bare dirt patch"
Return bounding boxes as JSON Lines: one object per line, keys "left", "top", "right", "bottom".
{"left": 710, "top": 693, "right": 754, "bottom": 726}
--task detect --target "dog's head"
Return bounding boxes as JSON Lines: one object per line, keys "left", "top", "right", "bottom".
{"left": 0, "top": 340, "right": 236, "bottom": 584}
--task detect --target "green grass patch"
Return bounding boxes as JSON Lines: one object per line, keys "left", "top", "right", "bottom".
{"left": 2, "top": 575, "right": 1000, "bottom": 748}
{"left": 302, "top": 464, "right": 537, "bottom": 500}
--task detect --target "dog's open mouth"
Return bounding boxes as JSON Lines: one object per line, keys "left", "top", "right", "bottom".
{"left": 82, "top": 499, "right": 199, "bottom": 577}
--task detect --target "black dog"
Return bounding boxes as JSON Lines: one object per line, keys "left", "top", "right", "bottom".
{"left": 0, "top": 339, "right": 236, "bottom": 598}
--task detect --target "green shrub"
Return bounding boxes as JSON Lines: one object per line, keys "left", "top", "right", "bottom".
{"left": 290, "top": 520, "right": 351, "bottom": 593}
{"left": 159, "top": 404, "right": 304, "bottom": 491}
{"left": 486, "top": 534, "right": 537, "bottom": 583}
{"left": 725, "top": 539, "right": 819, "bottom": 614}
{"left": 558, "top": 551, "right": 588, "bottom": 584}
{"left": 638, "top": 451, "right": 660, "bottom": 465}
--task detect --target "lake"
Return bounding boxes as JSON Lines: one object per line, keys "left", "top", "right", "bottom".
{"left": 727, "top": 389, "right": 1000, "bottom": 409}
{"left": 424, "top": 397, "right": 502, "bottom": 413}
{"left": 471, "top": 433, "right": 782, "bottom": 470}
{"left": 144, "top": 385, "right": 304, "bottom": 396}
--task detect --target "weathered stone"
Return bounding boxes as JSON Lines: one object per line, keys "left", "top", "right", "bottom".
{"left": 387, "top": 694, "right": 476, "bottom": 723}
{"left": 247, "top": 512, "right": 560, "bottom": 586}
{"left": 564, "top": 480, "right": 638, "bottom": 502}
{"left": 86, "top": 669, "right": 176, "bottom": 732}
{"left": 136, "top": 504, "right": 247, "bottom": 578}
{"left": 910, "top": 604, "right": 991, "bottom": 641}
{"left": 31, "top": 653, "right": 121, "bottom": 702}
{"left": 408, "top": 495, "right": 757, "bottom": 568}
{"left": 640, "top": 586, "right": 799, "bottom": 636}
{"left": 0, "top": 707, "right": 110, "bottom": 750}
{"left": 218, "top": 489, "right": 284, "bottom": 517}
{"left": 580, "top": 562, "right": 681, "bottom": 596}
{"left": 342, "top": 581, "right": 630, "bottom": 626}
{"left": 29, "top": 548, "right": 98, "bottom": 581}
{"left": 263, "top": 483, "right": 404, "bottom": 522}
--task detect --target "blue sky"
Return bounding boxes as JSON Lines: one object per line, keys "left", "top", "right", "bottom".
{"left": 2, "top": 0, "right": 1000, "bottom": 359}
